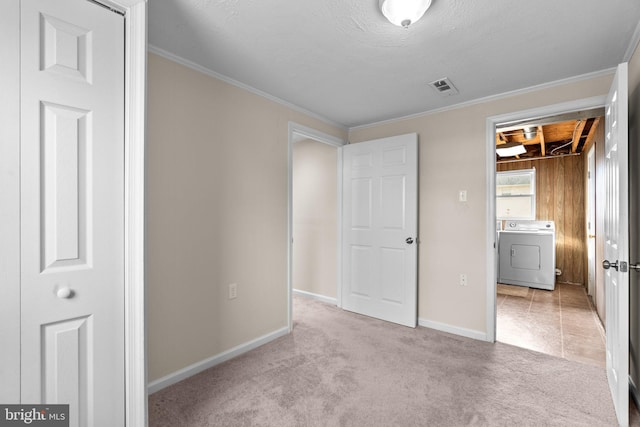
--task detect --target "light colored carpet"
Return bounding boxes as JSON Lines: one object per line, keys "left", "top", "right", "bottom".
{"left": 497, "top": 283, "right": 530, "bottom": 298}
{"left": 149, "top": 295, "right": 617, "bottom": 426}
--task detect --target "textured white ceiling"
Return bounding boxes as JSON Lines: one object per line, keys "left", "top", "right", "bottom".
{"left": 149, "top": 0, "right": 640, "bottom": 128}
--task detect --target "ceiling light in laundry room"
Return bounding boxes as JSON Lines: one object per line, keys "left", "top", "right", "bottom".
{"left": 496, "top": 142, "right": 527, "bottom": 157}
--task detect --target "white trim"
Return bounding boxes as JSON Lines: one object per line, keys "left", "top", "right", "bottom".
{"left": 485, "top": 115, "right": 498, "bottom": 343}
{"left": 485, "top": 95, "right": 607, "bottom": 344}
{"left": 288, "top": 122, "right": 345, "bottom": 148}
{"left": 623, "top": 19, "right": 640, "bottom": 62}
{"left": 418, "top": 318, "right": 487, "bottom": 342}
{"left": 116, "top": 1, "right": 148, "bottom": 426}
{"left": 147, "top": 326, "right": 289, "bottom": 394}
{"left": 292, "top": 289, "right": 338, "bottom": 305}
{"left": 351, "top": 68, "right": 616, "bottom": 132}
{"left": 336, "top": 148, "right": 344, "bottom": 309}
{"left": 287, "top": 122, "right": 345, "bottom": 331}
{"left": 149, "top": 45, "right": 347, "bottom": 132}
{"left": 0, "top": 0, "right": 20, "bottom": 404}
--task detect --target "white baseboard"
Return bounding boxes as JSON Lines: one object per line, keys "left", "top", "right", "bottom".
{"left": 292, "top": 291, "right": 484, "bottom": 341}
{"left": 147, "top": 326, "right": 289, "bottom": 394}
{"left": 292, "top": 290, "right": 485, "bottom": 341}
{"left": 292, "top": 288, "right": 337, "bottom": 305}
{"left": 418, "top": 317, "right": 488, "bottom": 342}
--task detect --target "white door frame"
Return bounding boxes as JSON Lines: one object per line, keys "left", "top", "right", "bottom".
{"left": 587, "top": 144, "right": 596, "bottom": 297}
{"left": 485, "top": 95, "right": 606, "bottom": 343}
{"left": 287, "top": 122, "right": 345, "bottom": 330}
{"left": 0, "top": 1, "right": 147, "bottom": 425}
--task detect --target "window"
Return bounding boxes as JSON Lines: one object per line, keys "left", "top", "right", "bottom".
{"left": 496, "top": 168, "right": 535, "bottom": 220}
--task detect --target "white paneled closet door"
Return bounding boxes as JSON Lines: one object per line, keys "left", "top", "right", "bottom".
{"left": 20, "top": 0, "right": 125, "bottom": 425}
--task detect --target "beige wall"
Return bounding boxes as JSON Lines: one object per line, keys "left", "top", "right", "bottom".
{"left": 628, "top": 39, "right": 640, "bottom": 392}
{"left": 146, "top": 53, "right": 347, "bottom": 382}
{"left": 348, "top": 74, "right": 613, "bottom": 333}
{"left": 292, "top": 139, "right": 338, "bottom": 298}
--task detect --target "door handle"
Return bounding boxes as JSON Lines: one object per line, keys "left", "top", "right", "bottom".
{"left": 588, "top": 234, "right": 596, "bottom": 239}
{"left": 56, "top": 286, "right": 74, "bottom": 299}
{"left": 406, "top": 237, "right": 414, "bottom": 245}
{"left": 602, "top": 260, "right": 619, "bottom": 271}
{"left": 631, "top": 263, "right": 640, "bottom": 272}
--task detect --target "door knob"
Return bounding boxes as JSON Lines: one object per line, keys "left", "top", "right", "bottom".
{"left": 406, "top": 237, "right": 414, "bottom": 244}
{"left": 56, "top": 286, "right": 73, "bottom": 299}
{"left": 602, "top": 260, "right": 619, "bottom": 271}
{"left": 631, "top": 263, "right": 640, "bottom": 272}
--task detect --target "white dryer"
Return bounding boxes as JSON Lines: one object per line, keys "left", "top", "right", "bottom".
{"left": 498, "top": 220, "right": 556, "bottom": 290}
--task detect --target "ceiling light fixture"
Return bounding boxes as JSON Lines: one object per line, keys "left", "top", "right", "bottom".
{"left": 496, "top": 142, "right": 527, "bottom": 157}
{"left": 379, "top": 0, "right": 433, "bottom": 28}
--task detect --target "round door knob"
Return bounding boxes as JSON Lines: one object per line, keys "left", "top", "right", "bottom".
{"left": 406, "top": 237, "right": 414, "bottom": 244}
{"left": 56, "top": 287, "right": 73, "bottom": 299}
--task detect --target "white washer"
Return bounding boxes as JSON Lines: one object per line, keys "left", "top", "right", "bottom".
{"left": 498, "top": 220, "right": 556, "bottom": 290}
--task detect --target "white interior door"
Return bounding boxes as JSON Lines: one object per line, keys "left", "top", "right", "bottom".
{"left": 341, "top": 133, "right": 418, "bottom": 327}
{"left": 603, "top": 62, "right": 629, "bottom": 427}
{"left": 20, "top": 0, "right": 125, "bottom": 425}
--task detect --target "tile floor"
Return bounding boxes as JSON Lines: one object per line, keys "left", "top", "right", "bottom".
{"left": 496, "top": 282, "right": 606, "bottom": 367}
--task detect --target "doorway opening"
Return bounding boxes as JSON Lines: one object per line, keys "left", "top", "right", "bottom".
{"left": 287, "top": 123, "right": 345, "bottom": 330}
{"left": 485, "top": 98, "right": 608, "bottom": 366}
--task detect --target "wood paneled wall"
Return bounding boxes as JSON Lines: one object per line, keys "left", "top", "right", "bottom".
{"left": 498, "top": 155, "right": 585, "bottom": 285}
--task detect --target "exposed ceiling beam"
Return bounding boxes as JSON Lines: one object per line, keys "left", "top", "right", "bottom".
{"left": 571, "top": 120, "right": 587, "bottom": 153}
{"left": 583, "top": 117, "right": 601, "bottom": 150}
{"left": 497, "top": 152, "right": 580, "bottom": 164}
{"left": 496, "top": 107, "right": 605, "bottom": 133}
{"left": 538, "top": 125, "right": 545, "bottom": 156}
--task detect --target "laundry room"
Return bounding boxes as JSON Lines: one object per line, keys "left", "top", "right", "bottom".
{"left": 495, "top": 112, "right": 607, "bottom": 366}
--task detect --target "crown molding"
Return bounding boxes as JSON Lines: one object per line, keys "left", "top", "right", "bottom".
{"left": 147, "top": 44, "right": 347, "bottom": 131}
{"left": 350, "top": 67, "right": 616, "bottom": 132}
{"left": 148, "top": 44, "right": 620, "bottom": 135}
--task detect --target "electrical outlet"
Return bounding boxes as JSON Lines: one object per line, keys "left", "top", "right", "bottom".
{"left": 459, "top": 274, "right": 468, "bottom": 286}
{"left": 228, "top": 283, "right": 237, "bottom": 300}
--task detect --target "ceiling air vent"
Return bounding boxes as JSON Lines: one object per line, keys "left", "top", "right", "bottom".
{"left": 429, "top": 78, "right": 459, "bottom": 97}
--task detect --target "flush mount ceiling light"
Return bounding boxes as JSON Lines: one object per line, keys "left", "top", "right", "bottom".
{"left": 379, "top": 0, "right": 433, "bottom": 28}
{"left": 496, "top": 142, "right": 527, "bottom": 157}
